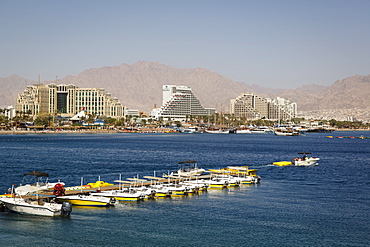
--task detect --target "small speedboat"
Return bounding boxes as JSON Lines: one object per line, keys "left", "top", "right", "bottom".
{"left": 204, "top": 129, "right": 230, "bottom": 134}
{"left": 90, "top": 189, "right": 145, "bottom": 201}
{"left": 0, "top": 196, "right": 72, "bottom": 217}
{"left": 162, "top": 184, "right": 188, "bottom": 196}
{"left": 57, "top": 194, "right": 115, "bottom": 207}
{"left": 14, "top": 171, "right": 65, "bottom": 196}
{"left": 176, "top": 160, "right": 206, "bottom": 177}
{"left": 292, "top": 152, "right": 320, "bottom": 166}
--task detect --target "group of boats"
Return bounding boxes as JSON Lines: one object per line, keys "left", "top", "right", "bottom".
{"left": 184, "top": 126, "right": 273, "bottom": 134}
{"left": 0, "top": 152, "right": 322, "bottom": 218}
{"left": 183, "top": 125, "right": 317, "bottom": 136}
{"left": 326, "top": 135, "right": 369, "bottom": 139}
{"left": 0, "top": 161, "right": 261, "bottom": 217}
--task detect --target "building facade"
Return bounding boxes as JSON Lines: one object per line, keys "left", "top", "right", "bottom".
{"left": 15, "top": 83, "right": 125, "bottom": 118}
{"left": 151, "top": 85, "right": 215, "bottom": 119}
{"left": 230, "top": 93, "right": 297, "bottom": 121}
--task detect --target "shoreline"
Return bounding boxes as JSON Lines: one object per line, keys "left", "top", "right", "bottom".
{"left": 1, "top": 128, "right": 369, "bottom": 135}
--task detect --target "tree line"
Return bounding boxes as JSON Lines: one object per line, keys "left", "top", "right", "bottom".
{"left": 1, "top": 109, "right": 369, "bottom": 130}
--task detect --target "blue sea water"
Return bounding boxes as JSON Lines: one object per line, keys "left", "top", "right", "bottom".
{"left": 0, "top": 131, "right": 369, "bottom": 246}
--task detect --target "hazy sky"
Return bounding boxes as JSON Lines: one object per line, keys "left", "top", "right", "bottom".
{"left": 1, "top": 0, "right": 369, "bottom": 88}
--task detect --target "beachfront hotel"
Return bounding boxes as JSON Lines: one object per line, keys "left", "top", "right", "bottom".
{"left": 15, "top": 83, "right": 125, "bottom": 118}
{"left": 151, "top": 85, "right": 215, "bottom": 120}
{"left": 230, "top": 93, "right": 297, "bottom": 121}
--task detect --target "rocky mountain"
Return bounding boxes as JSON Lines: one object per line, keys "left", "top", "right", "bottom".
{"left": 0, "top": 61, "right": 369, "bottom": 113}
{"left": 268, "top": 75, "right": 370, "bottom": 111}
{"left": 0, "top": 75, "right": 36, "bottom": 108}
{"left": 57, "top": 61, "right": 251, "bottom": 112}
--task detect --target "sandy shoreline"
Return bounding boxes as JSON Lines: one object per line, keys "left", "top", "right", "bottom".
{"left": 0, "top": 128, "right": 369, "bottom": 135}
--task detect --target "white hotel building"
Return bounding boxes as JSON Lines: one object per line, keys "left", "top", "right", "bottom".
{"left": 230, "top": 93, "right": 297, "bottom": 121}
{"left": 151, "top": 85, "right": 215, "bottom": 120}
{"left": 15, "top": 83, "right": 125, "bottom": 118}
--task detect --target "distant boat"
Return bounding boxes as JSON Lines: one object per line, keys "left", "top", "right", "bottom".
{"left": 182, "top": 126, "right": 203, "bottom": 134}
{"left": 274, "top": 127, "right": 300, "bottom": 136}
{"left": 176, "top": 160, "right": 206, "bottom": 177}
{"left": 236, "top": 128, "right": 252, "bottom": 134}
{"left": 204, "top": 128, "right": 229, "bottom": 134}
{"left": 292, "top": 152, "right": 320, "bottom": 167}
{"left": 250, "top": 126, "right": 272, "bottom": 134}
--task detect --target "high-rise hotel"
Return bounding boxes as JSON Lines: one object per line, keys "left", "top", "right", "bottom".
{"left": 151, "top": 85, "right": 215, "bottom": 119}
{"left": 230, "top": 93, "right": 297, "bottom": 121}
{"left": 15, "top": 83, "right": 125, "bottom": 118}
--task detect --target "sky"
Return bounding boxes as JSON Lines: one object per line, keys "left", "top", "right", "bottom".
{"left": 1, "top": 0, "right": 370, "bottom": 89}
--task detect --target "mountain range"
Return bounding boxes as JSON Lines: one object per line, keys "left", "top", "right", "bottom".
{"left": 1, "top": 61, "right": 369, "bottom": 113}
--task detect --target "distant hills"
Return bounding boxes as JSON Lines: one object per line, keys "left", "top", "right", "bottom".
{"left": 1, "top": 61, "right": 369, "bottom": 113}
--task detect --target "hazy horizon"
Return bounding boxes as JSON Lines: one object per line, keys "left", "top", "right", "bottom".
{"left": 1, "top": 0, "right": 369, "bottom": 89}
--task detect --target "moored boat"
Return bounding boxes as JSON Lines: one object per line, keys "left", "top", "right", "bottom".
{"left": 274, "top": 127, "right": 300, "bottom": 136}
{"left": 236, "top": 129, "right": 252, "bottom": 134}
{"left": 14, "top": 171, "right": 65, "bottom": 196}
{"left": 204, "top": 128, "right": 230, "bottom": 134}
{"left": 0, "top": 195, "right": 72, "bottom": 217}
{"left": 176, "top": 160, "right": 206, "bottom": 177}
{"left": 57, "top": 194, "right": 116, "bottom": 207}
{"left": 90, "top": 189, "right": 145, "bottom": 201}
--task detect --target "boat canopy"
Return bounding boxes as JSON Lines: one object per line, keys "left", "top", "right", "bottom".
{"left": 23, "top": 171, "right": 49, "bottom": 177}
{"left": 178, "top": 160, "right": 197, "bottom": 164}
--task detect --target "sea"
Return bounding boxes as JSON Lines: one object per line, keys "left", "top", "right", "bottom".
{"left": 0, "top": 131, "right": 369, "bottom": 247}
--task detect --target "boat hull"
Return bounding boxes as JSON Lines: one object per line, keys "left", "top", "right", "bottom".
{"left": 57, "top": 195, "right": 114, "bottom": 207}
{"left": 0, "top": 198, "right": 62, "bottom": 217}
{"left": 293, "top": 157, "right": 320, "bottom": 167}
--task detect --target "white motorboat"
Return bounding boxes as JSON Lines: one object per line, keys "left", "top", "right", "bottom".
{"left": 148, "top": 184, "right": 172, "bottom": 197}
{"left": 236, "top": 129, "right": 252, "bottom": 134}
{"left": 182, "top": 126, "right": 203, "bottom": 134}
{"left": 162, "top": 183, "right": 188, "bottom": 196}
{"left": 90, "top": 189, "right": 145, "bottom": 201}
{"left": 250, "top": 126, "right": 272, "bottom": 134}
{"left": 14, "top": 171, "right": 65, "bottom": 196}
{"left": 0, "top": 196, "right": 72, "bottom": 217}
{"left": 292, "top": 152, "right": 320, "bottom": 166}
{"left": 204, "top": 129, "right": 230, "bottom": 134}
{"left": 176, "top": 160, "right": 206, "bottom": 177}
{"left": 57, "top": 194, "right": 116, "bottom": 207}
{"left": 274, "top": 127, "right": 300, "bottom": 136}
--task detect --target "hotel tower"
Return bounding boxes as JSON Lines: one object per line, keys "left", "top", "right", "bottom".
{"left": 15, "top": 83, "right": 125, "bottom": 118}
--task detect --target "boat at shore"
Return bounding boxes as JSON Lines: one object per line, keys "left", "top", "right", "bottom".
{"left": 236, "top": 128, "right": 252, "bottom": 134}
{"left": 204, "top": 128, "right": 230, "bottom": 134}
{"left": 57, "top": 194, "right": 116, "bottom": 207}
{"left": 0, "top": 184, "right": 72, "bottom": 217}
{"left": 250, "top": 126, "right": 273, "bottom": 134}
{"left": 90, "top": 188, "right": 145, "bottom": 201}
{"left": 274, "top": 127, "right": 300, "bottom": 136}
{"left": 14, "top": 171, "right": 65, "bottom": 196}
{"left": 176, "top": 160, "right": 206, "bottom": 177}
{"left": 182, "top": 126, "right": 203, "bottom": 134}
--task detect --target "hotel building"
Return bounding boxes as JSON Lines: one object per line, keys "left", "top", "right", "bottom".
{"left": 151, "top": 85, "right": 215, "bottom": 120}
{"left": 15, "top": 83, "right": 125, "bottom": 118}
{"left": 230, "top": 93, "right": 297, "bottom": 121}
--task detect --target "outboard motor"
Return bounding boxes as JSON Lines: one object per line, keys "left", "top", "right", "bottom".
{"left": 61, "top": 202, "right": 72, "bottom": 217}
{"left": 109, "top": 198, "right": 116, "bottom": 205}
{"left": 0, "top": 203, "right": 6, "bottom": 212}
